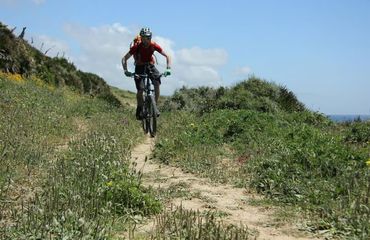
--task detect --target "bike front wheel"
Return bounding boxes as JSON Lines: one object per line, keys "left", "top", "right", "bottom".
{"left": 147, "top": 97, "right": 157, "bottom": 137}
{"left": 142, "top": 97, "right": 157, "bottom": 137}
{"left": 142, "top": 105, "right": 149, "bottom": 135}
{"left": 142, "top": 116, "right": 149, "bottom": 134}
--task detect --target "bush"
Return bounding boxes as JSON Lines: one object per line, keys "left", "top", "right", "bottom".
{"left": 344, "top": 121, "right": 370, "bottom": 144}
{"left": 161, "top": 77, "right": 307, "bottom": 115}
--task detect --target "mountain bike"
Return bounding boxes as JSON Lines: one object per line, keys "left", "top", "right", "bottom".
{"left": 132, "top": 66, "right": 167, "bottom": 137}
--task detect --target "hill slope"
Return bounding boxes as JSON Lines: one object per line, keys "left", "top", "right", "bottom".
{"left": 0, "top": 75, "right": 167, "bottom": 239}
{"left": 0, "top": 22, "right": 120, "bottom": 106}
{"left": 155, "top": 77, "right": 370, "bottom": 238}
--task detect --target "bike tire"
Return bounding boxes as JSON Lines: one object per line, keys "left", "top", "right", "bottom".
{"left": 142, "top": 98, "right": 149, "bottom": 134}
{"left": 148, "top": 98, "right": 157, "bottom": 137}
{"left": 142, "top": 117, "right": 149, "bottom": 134}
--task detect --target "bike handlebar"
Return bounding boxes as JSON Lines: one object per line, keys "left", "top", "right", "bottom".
{"left": 128, "top": 73, "right": 167, "bottom": 78}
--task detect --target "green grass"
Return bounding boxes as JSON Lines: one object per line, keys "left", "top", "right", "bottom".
{"left": 0, "top": 76, "right": 254, "bottom": 240}
{"left": 111, "top": 86, "right": 137, "bottom": 107}
{"left": 154, "top": 77, "right": 370, "bottom": 238}
{"left": 3, "top": 72, "right": 369, "bottom": 239}
{"left": 0, "top": 76, "right": 161, "bottom": 239}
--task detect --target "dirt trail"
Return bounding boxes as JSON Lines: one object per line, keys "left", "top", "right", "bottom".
{"left": 130, "top": 136, "right": 320, "bottom": 240}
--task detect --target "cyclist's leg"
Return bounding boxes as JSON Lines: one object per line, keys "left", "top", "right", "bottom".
{"left": 134, "top": 65, "right": 145, "bottom": 119}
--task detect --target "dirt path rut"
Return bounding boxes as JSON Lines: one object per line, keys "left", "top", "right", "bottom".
{"left": 130, "top": 136, "right": 319, "bottom": 240}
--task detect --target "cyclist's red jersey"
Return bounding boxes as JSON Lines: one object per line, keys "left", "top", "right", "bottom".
{"left": 129, "top": 41, "right": 163, "bottom": 65}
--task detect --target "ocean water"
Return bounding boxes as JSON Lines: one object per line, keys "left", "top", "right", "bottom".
{"left": 327, "top": 114, "right": 370, "bottom": 123}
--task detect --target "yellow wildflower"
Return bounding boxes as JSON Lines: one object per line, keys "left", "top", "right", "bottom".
{"left": 0, "top": 72, "right": 24, "bottom": 83}
{"left": 106, "top": 181, "right": 113, "bottom": 187}
{"left": 9, "top": 73, "right": 23, "bottom": 82}
{"left": 366, "top": 159, "right": 370, "bottom": 167}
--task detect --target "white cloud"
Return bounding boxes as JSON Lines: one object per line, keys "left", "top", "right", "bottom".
{"left": 152, "top": 36, "right": 175, "bottom": 66}
{"left": 161, "top": 65, "right": 223, "bottom": 95}
{"left": 63, "top": 23, "right": 137, "bottom": 90}
{"left": 233, "top": 66, "right": 252, "bottom": 77}
{"left": 30, "top": 35, "right": 69, "bottom": 58}
{"left": 59, "top": 23, "right": 227, "bottom": 95}
{"left": 176, "top": 47, "right": 228, "bottom": 66}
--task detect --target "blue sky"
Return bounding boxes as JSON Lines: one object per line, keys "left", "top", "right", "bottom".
{"left": 1, "top": 0, "right": 369, "bottom": 114}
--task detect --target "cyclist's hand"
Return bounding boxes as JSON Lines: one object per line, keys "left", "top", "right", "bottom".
{"left": 125, "top": 71, "right": 133, "bottom": 77}
{"left": 164, "top": 68, "right": 171, "bottom": 77}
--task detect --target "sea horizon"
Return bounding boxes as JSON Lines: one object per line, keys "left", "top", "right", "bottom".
{"left": 327, "top": 114, "right": 370, "bottom": 122}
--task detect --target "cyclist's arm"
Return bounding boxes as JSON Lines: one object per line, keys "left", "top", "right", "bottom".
{"left": 121, "top": 52, "right": 132, "bottom": 72}
{"left": 158, "top": 50, "right": 171, "bottom": 69}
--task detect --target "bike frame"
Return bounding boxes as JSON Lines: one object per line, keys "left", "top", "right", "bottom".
{"left": 134, "top": 65, "right": 163, "bottom": 137}
{"left": 128, "top": 62, "right": 169, "bottom": 137}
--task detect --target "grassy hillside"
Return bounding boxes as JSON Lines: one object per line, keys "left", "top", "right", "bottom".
{"left": 0, "top": 74, "right": 164, "bottom": 238}
{"left": 0, "top": 22, "right": 120, "bottom": 106}
{"left": 1, "top": 73, "right": 256, "bottom": 239}
{"left": 155, "top": 77, "right": 370, "bottom": 238}
{"left": 110, "top": 86, "right": 137, "bottom": 107}
{"left": 1, "top": 50, "right": 256, "bottom": 240}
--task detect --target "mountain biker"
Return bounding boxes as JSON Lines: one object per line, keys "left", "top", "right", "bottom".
{"left": 122, "top": 27, "right": 171, "bottom": 120}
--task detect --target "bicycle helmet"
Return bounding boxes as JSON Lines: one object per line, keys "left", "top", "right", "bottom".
{"left": 140, "top": 27, "right": 152, "bottom": 38}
